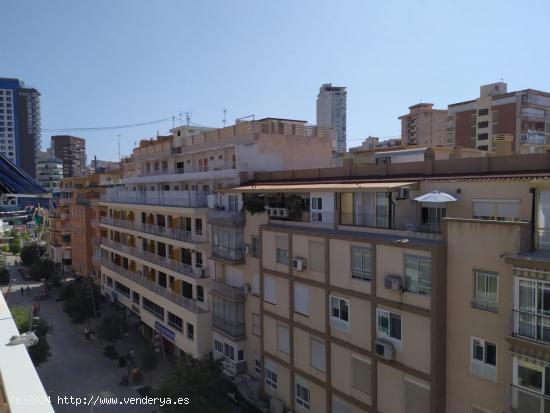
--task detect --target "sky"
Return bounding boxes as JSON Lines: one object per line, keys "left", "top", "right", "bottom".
{"left": 2, "top": 0, "right": 550, "bottom": 161}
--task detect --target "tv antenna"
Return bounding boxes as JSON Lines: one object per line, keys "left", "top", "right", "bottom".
{"left": 222, "top": 109, "right": 227, "bottom": 127}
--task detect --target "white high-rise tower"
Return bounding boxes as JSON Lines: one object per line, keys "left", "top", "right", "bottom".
{"left": 316, "top": 83, "right": 347, "bottom": 153}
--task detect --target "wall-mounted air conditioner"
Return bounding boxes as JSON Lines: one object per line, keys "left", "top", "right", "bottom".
{"left": 374, "top": 339, "right": 395, "bottom": 361}
{"left": 397, "top": 187, "right": 410, "bottom": 200}
{"left": 384, "top": 274, "right": 403, "bottom": 292}
{"left": 292, "top": 257, "right": 306, "bottom": 271}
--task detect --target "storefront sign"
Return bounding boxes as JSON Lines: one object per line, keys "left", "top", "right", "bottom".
{"left": 154, "top": 321, "right": 175, "bottom": 341}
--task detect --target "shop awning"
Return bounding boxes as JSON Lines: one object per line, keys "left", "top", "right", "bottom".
{"left": 235, "top": 181, "right": 417, "bottom": 193}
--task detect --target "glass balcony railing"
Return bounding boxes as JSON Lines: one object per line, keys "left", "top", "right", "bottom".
{"left": 211, "top": 245, "right": 244, "bottom": 263}
{"left": 512, "top": 309, "right": 550, "bottom": 344}
{"left": 212, "top": 314, "right": 245, "bottom": 338}
{"left": 509, "top": 384, "right": 550, "bottom": 413}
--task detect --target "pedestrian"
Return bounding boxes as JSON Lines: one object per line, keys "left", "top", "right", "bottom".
{"left": 20, "top": 287, "right": 24, "bottom": 296}
{"left": 26, "top": 286, "right": 30, "bottom": 296}
{"left": 84, "top": 327, "right": 90, "bottom": 341}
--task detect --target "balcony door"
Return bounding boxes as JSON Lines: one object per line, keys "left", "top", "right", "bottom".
{"left": 513, "top": 357, "right": 550, "bottom": 413}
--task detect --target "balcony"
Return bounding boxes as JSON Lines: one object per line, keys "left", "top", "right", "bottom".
{"left": 509, "top": 385, "right": 550, "bottom": 413}
{"left": 101, "top": 260, "right": 203, "bottom": 314}
{"left": 207, "top": 209, "right": 246, "bottom": 226}
{"left": 212, "top": 315, "right": 246, "bottom": 338}
{"left": 340, "top": 213, "right": 442, "bottom": 234}
{"left": 521, "top": 131, "right": 548, "bottom": 145}
{"left": 512, "top": 309, "right": 550, "bottom": 345}
{"left": 100, "top": 189, "right": 208, "bottom": 208}
{"left": 100, "top": 217, "right": 203, "bottom": 244}
{"left": 211, "top": 279, "right": 246, "bottom": 302}
{"left": 100, "top": 238, "right": 206, "bottom": 279}
{"left": 211, "top": 245, "right": 244, "bottom": 263}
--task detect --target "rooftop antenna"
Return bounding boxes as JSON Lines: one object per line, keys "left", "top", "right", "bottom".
{"left": 222, "top": 109, "right": 227, "bottom": 127}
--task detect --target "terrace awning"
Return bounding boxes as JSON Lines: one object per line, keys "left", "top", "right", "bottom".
{"left": 235, "top": 181, "right": 417, "bottom": 193}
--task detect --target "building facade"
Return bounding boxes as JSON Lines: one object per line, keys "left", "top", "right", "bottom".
{"left": 447, "top": 82, "right": 550, "bottom": 154}
{"left": 317, "top": 83, "right": 347, "bottom": 154}
{"left": 96, "top": 118, "right": 333, "bottom": 367}
{"left": 36, "top": 152, "right": 63, "bottom": 193}
{"left": 0, "top": 78, "right": 41, "bottom": 180}
{"left": 399, "top": 103, "right": 448, "bottom": 147}
{"left": 51, "top": 135, "right": 87, "bottom": 178}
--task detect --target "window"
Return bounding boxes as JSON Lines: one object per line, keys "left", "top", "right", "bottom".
{"left": 106, "top": 276, "right": 113, "bottom": 287}
{"left": 228, "top": 195, "right": 239, "bottom": 212}
{"left": 330, "top": 296, "right": 350, "bottom": 331}
{"left": 473, "top": 199, "right": 520, "bottom": 221}
{"left": 478, "top": 133, "right": 489, "bottom": 140}
{"left": 254, "top": 358, "right": 262, "bottom": 374}
{"left": 471, "top": 337, "right": 497, "bottom": 382}
{"left": 478, "top": 108, "right": 489, "bottom": 116}
{"left": 214, "top": 339, "right": 223, "bottom": 354}
{"left": 224, "top": 343, "right": 235, "bottom": 360}
{"left": 168, "top": 312, "right": 183, "bottom": 331}
{"left": 265, "top": 366, "right": 278, "bottom": 389}
{"left": 132, "top": 291, "right": 140, "bottom": 305}
{"left": 196, "top": 251, "right": 203, "bottom": 268}
{"left": 142, "top": 297, "right": 164, "bottom": 320}
{"left": 352, "top": 246, "right": 372, "bottom": 281}
{"left": 251, "top": 235, "right": 260, "bottom": 258}
{"left": 294, "top": 283, "right": 309, "bottom": 316}
{"left": 404, "top": 255, "right": 432, "bottom": 296}
{"left": 251, "top": 273, "right": 260, "bottom": 295}
{"left": 516, "top": 279, "right": 550, "bottom": 342}
{"left": 377, "top": 309, "right": 402, "bottom": 349}
{"left": 310, "top": 338, "right": 326, "bottom": 372}
{"left": 309, "top": 240, "right": 325, "bottom": 272}
{"left": 115, "top": 281, "right": 130, "bottom": 297}
{"left": 296, "top": 382, "right": 311, "bottom": 409}
{"left": 276, "top": 236, "right": 289, "bottom": 265}
{"left": 311, "top": 196, "right": 324, "bottom": 222}
{"left": 195, "top": 218, "right": 202, "bottom": 235}
{"left": 472, "top": 270, "right": 498, "bottom": 311}
{"left": 238, "top": 349, "right": 244, "bottom": 361}
{"left": 478, "top": 121, "right": 489, "bottom": 129}
{"left": 264, "top": 275, "right": 276, "bottom": 304}
{"left": 197, "top": 285, "right": 204, "bottom": 302}
{"left": 186, "top": 323, "right": 194, "bottom": 340}
{"left": 277, "top": 324, "right": 290, "bottom": 354}
{"left": 352, "top": 356, "right": 372, "bottom": 395}
{"left": 252, "top": 313, "right": 261, "bottom": 337}
{"left": 404, "top": 378, "right": 430, "bottom": 413}
{"left": 516, "top": 357, "right": 547, "bottom": 396}
{"left": 332, "top": 399, "right": 352, "bottom": 413}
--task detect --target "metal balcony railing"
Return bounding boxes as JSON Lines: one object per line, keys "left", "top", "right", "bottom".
{"left": 100, "top": 238, "right": 206, "bottom": 278}
{"left": 509, "top": 384, "right": 550, "bottom": 413}
{"left": 100, "top": 259, "right": 203, "bottom": 314}
{"left": 100, "top": 217, "right": 202, "bottom": 243}
{"left": 100, "top": 189, "right": 208, "bottom": 208}
{"left": 207, "top": 209, "right": 246, "bottom": 225}
{"left": 512, "top": 309, "right": 550, "bottom": 344}
{"left": 211, "top": 279, "right": 246, "bottom": 301}
{"left": 212, "top": 315, "right": 246, "bottom": 338}
{"left": 211, "top": 245, "right": 244, "bottom": 262}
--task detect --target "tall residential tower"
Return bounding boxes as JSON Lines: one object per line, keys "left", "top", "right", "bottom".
{"left": 317, "top": 83, "right": 347, "bottom": 153}
{"left": 51, "top": 135, "right": 87, "bottom": 177}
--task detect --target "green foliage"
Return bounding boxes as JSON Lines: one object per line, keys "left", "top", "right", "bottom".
{"left": 243, "top": 193, "right": 265, "bottom": 215}
{"left": 0, "top": 267, "right": 9, "bottom": 285}
{"left": 20, "top": 244, "right": 42, "bottom": 267}
{"left": 22, "top": 232, "right": 30, "bottom": 242}
{"left": 9, "top": 233, "right": 21, "bottom": 254}
{"left": 11, "top": 306, "right": 52, "bottom": 366}
{"left": 156, "top": 354, "right": 232, "bottom": 413}
{"left": 1, "top": 244, "right": 10, "bottom": 253}
{"left": 29, "top": 258, "right": 58, "bottom": 282}
{"left": 98, "top": 313, "right": 124, "bottom": 344}
{"left": 62, "top": 282, "right": 100, "bottom": 324}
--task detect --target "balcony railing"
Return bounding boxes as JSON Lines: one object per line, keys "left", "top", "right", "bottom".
{"left": 212, "top": 315, "right": 246, "bottom": 338}
{"left": 207, "top": 209, "right": 246, "bottom": 225}
{"left": 136, "top": 163, "right": 234, "bottom": 178}
{"left": 512, "top": 309, "right": 550, "bottom": 344}
{"left": 340, "top": 213, "right": 442, "bottom": 234}
{"left": 509, "top": 384, "right": 550, "bottom": 413}
{"left": 101, "top": 189, "right": 208, "bottom": 208}
{"left": 471, "top": 297, "right": 498, "bottom": 313}
{"left": 101, "top": 259, "right": 203, "bottom": 313}
{"left": 100, "top": 238, "right": 206, "bottom": 279}
{"left": 211, "top": 279, "right": 246, "bottom": 301}
{"left": 211, "top": 245, "right": 244, "bottom": 263}
{"left": 100, "top": 217, "right": 202, "bottom": 244}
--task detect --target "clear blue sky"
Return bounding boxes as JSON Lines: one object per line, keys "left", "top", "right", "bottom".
{"left": 2, "top": 0, "right": 549, "bottom": 161}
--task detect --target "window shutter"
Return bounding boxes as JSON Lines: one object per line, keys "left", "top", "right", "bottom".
{"left": 264, "top": 275, "right": 276, "bottom": 304}
{"left": 276, "top": 236, "right": 288, "bottom": 251}
{"left": 404, "top": 379, "right": 430, "bottom": 413}
{"left": 294, "top": 283, "right": 309, "bottom": 315}
{"left": 473, "top": 201, "right": 495, "bottom": 217}
{"left": 352, "top": 357, "right": 371, "bottom": 395}
{"left": 251, "top": 273, "right": 260, "bottom": 295}
{"left": 311, "top": 339, "right": 326, "bottom": 372}
{"left": 496, "top": 201, "right": 519, "bottom": 220}
{"left": 277, "top": 325, "right": 289, "bottom": 354}
{"left": 309, "top": 240, "right": 325, "bottom": 272}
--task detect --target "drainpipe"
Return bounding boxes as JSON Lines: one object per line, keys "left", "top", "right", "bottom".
{"left": 387, "top": 192, "right": 394, "bottom": 229}
{"left": 530, "top": 188, "right": 536, "bottom": 251}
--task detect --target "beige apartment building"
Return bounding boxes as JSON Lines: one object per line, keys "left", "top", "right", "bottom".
{"left": 224, "top": 153, "right": 550, "bottom": 413}
{"left": 97, "top": 119, "right": 333, "bottom": 365}
{"left": 399, "top": 103, "right": 448, "bottom": 146}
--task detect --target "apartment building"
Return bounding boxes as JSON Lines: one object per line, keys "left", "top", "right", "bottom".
{"left": 51, "top": 135, "right": 87, "bottom": 178}
{"left": 36, "top": 152, "right": 63, "bottom": 193}
{"left": 219, "top": 153, "right": 550, "bottom": 413}
{"left": 317, "top": 84, "right": 347, "bottom": 153}
{"left": 97, "top": 119, "right": 333, "bottom": 362}
{"left": 447, "top": 82, "right": 550, "bottom": 154}
{"left": 399, "top": 103, "right": 448, "bottom": 147}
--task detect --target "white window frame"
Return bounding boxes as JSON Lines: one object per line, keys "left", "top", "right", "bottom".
{"left": 351, "top": 245, "right": 372, "bottom": 281}
{"left": 214, "top": 339, "right": 223, "bottom": 355}
{"left": 296, "top": 382, "right": 311, "bottom": 410}
{"left": 265, "top": 367, "right": 278, "bottom": 389}
{"left": 376, "top": 308, "right": 402, "bottom": 351}
{"left": 404, "top": 254, "right": 432, "bottom": 296}
{"left": 329, "top": 295, "right": 350, "bottom": 332}
{"left": 470, "top": 336, "right": 497, "bottom": 382}
{"left": 472, "top": 270, "right": 499, "bottom": 312}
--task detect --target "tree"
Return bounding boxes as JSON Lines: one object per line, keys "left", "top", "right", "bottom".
{"left": 20, "top": 244, "right": 42, "bottom": 267}
{"left": 9, "top": 232, "right": 21, "bottom": 254}
{"left": 156, "top": 354, "right": 232, "bottom": 413}
{"left": 29, "top": 258, "right": 59, "bottom": 283}
{"left": 98, "top": 313, "right": 124, "bottom": 355}
{"left": 0, "top": 267, "right": 9, "bottom": 285}
{"left": 138, "top": 345, "right": 159, "bottom": 384}
{"left": 62, "top": 282, "right": 100, "bottom": 324}
{"left": 11, "top": 306, "right": 52, "bottom": 366}
{"left": 1, "top": 244, "right": 9, "bottom": 253}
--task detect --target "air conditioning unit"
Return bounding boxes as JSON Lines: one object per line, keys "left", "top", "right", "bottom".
{"left": 292, "top": 257, "right": 306, "bottom": 271}
{"left": 265, "top": 207, "right": 274, "bottom": 216}
{"left": 397, "top": 187, "right": 410, "bottom": 200}
{"left": 384, "top": 275, "right": 403, "bottom": 292}
{"left": 276, "top": 208, "right": 289, "bottom": 218}
{"left": 243, "top": 244, "right": 251, "bottom": 254}
{"left": 374, "top": 339, "right": 395, "bottom": 361}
